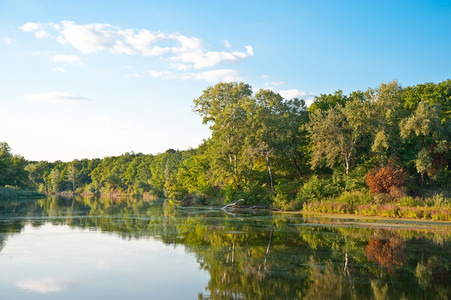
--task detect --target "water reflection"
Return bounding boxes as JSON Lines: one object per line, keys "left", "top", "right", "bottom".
{"left": 0, "top": 196, "right": 450, "bottom": 299}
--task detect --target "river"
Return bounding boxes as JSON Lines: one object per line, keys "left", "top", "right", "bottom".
{"left": 0, "top": 196, "right": 450, "bottom": 299}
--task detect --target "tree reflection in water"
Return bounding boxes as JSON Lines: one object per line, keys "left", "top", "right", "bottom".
{"left": 0, "top": 196, "right": 450, "bottom": 299}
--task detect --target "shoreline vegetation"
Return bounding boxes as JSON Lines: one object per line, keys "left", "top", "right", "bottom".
{"left": 1, "top": 79, "right": 450, "bottom": 221}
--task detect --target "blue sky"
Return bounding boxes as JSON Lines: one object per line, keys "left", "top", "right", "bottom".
{"left": 1, "top": 0, "right": 450, "bottom": 161}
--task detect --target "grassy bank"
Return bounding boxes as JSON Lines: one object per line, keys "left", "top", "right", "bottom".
{"left": 0, "top": 186, "right": 45, "bottom": 199}
{"left": 301, "top": 192, "right": 451, "bottom": 221}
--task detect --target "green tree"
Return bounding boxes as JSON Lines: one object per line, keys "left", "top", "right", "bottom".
{"left": 0, "top": 142, "right": 13, "bottom": 186}
{"left": 308, "top": 90, "right": 348, "bottom": 113}
{"left": 308, "top": 108, "right": 357, "bottom": 174}
{"left": 50, "top": 169, "right": 62, "bottom": 192}
{"left": 193, "top": 82, "right": 253, "bottom": 189}
{"left": 400, "top": 100, "right": 449, "bottom": 181}
{"left": 246, "top": 89, "right": 307, "bottom": 191}
{"left": 66, "top": 165, "right": 78, "bottom": 192}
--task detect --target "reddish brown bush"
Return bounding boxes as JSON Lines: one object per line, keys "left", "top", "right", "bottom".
{"left": 365, "top": 166, "right": 408, "bottom": 194}
{"left": 365, "top": 238, "right": 406, "bottom": 270}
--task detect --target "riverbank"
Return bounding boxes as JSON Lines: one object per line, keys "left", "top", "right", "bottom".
{"left": 0, "top": 187, "right": 45, "bottom": 199}
{"left": 287, "top": 210, "right": 451, "bottom": 226}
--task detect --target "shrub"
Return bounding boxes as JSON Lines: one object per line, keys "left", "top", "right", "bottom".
{"left": 365, "top": 166, "right": 408, "bottom": 194}
{"left": 302, "top": 201, "right": 352, "bottom": 214}
{"left": 425, "top": 193, "right": 451, "bottom": 208}
{"left": 355, "top": 204, "right": 377, "bottom": 216}
{"left": 224, "top": 183, "right": 271, "bottom": 205}
{"left": 273, "top": 181, "right": 301, "bottom": 210}
{"left": 344, "top": 164, "right": 372, "bottom": 191}
{"left": 397, "top": 196, "right": 424, "bottom": 207}
{"left": 373, "top": 193, "right": 391, "bottom": 204}
{"left": 296, "top": 175, "right": 343, "bottom": 203}
{"left": 398, "top": 207, "right": 423, "bottom": 218}
{"left": 389, "top": 187, "right": 407, "bottom": 200}
{"left": 335, "top": 191, "right": 372, "bottom": 206}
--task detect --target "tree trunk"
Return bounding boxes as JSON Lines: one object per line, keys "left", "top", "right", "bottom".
{"left": 266, "top": 155, "right": 274, "bottom": 192}
{"left": 344, "top": 156, "right": 350, "bottom": 175}
{"left": 293, "top": 157, "right": 303, "bottom": 177}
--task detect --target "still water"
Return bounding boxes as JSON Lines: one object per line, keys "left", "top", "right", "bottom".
{"left": 0, "top": 196, "right": 450, "bottom": 299}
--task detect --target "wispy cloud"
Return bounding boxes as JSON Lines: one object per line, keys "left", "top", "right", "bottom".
{"left": 182, "top": 69, "right": 241, "bottom": 82}
{"left": 20, "top": 21, "right": 254, "bottom": 70}
{"left": 54, "top": 67, "right": 66, "bottom": 73}
{"left": 19, "top": 22, "right": 50, "bottom": 38}
{"left": 224, "top": 40, "right": 231, "bottom": 48}
{"left": 278, "top": 89, "right": 315, "bottom": 100}
{"left": 26, "top": 92, "right": 91, "bottom": 103}
{"left": 173, "top": 46, "right": 253, "bottom": 69}
{"left": 52, "top": 54, "right": 81, "bottom": 64}
{"left": 16, "top": 278, "right": 77, "bottom": 294}
{"left": 5, "top": 37, "right": 12, "bottom": 45}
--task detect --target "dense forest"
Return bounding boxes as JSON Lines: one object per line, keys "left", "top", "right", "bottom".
{"left": 1, "top": 79, "right": 450, "bottom": 215}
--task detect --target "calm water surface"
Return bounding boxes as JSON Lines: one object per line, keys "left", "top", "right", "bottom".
{"left": 0, "top": 196, "right": 450, "bottom": 299}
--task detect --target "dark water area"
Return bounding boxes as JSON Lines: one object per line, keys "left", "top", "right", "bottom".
{"left": 0, "top": 196, "right": 450, "bottom": 299}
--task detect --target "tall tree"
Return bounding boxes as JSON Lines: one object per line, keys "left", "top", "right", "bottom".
{"left": 308, "top": 108, "right": 356, "bottom": 175}
{"left": 66, "top": 165, "right": 78, "bottom": 192}
{"left": 246, "top": 89, "right": 307, "bottom": 191}
{"left": 400, "top": 101, "right": 449, "bottom": 181}
{"left": 194, "top": 82, "right": 253, "bottom": 188}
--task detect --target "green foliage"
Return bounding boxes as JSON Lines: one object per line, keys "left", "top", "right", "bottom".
{"left": 272, "top": 180, "right": 301, "bottom": 210}
{"left": 296, "top": 174, "right": 343, "bottom": 203}
{"left": 307, "top": 90, "right": 348, "bottom": 113}
{"left": 0, "top": 142, "right": 28, "bottom": 188}
{"left": 308, "top": 108, "right": 357, "bottom": 174}
{"left": 0, "top": 186, "right": 44, "bottom": 199}
{"left": 343, "top": 164, "right": 372, "bottom": 192}
{"left": 223, "top": 182, "right": 271, "bottom": 206}
{"left": 335, "top": 191, "right": 372, "bottom": 206}
{"left": 0, "top": 79, "right": 449, "bottom": 209}
{"left": 397, "top": 196, "right": 424, "bottom": 207}
{"left": 425, "top": 193, "right": 451, "bottom": 209}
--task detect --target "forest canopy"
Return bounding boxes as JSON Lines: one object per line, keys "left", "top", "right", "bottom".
{"left": 1, "top": 79, "right": 450, "bottom": 209}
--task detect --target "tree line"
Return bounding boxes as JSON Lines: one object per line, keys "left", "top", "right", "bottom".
{"left": 1, "top": 79, "right": 450, "bottom": 207}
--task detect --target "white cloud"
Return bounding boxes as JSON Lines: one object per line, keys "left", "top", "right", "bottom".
{"left": 31, "top": 51, "right": 40, "bottom": 56}
{"left": 34, "top": 30, "right": 48, "bottom": 38}
{"left": 148, "top": 70, "right": 175, "bottom": 79}
{"left": 54, "top": 67, "right": 66, "bottom": 73}
{"left": 245, "top": 46, "right": 254, "bottom": 56}
{"left": 182, "top": 69, "right": 241, "bottom": 82}
{"left": 19, "top": 22, "right": 48, "bottom": 38}
{"left": 16, "top": 279, "right": 76, "bottom": 294}
{"left": 20, "top": 21, "right": 254, "bottom": 69}
{"left": 5, "top": 37, "right": 12, "bottom": 45}
{"left": 224, "top": 40, "right": 231, "bottom": 48}
{"left": 19, "top": 22, "right": 42, "bottom": 32}
{"left": 278, "top": 89, "right": 315, "bottom": 100}
{"left": 26, "top": 92, "right": 91, "bottom": 103}
{"left": 57, "top": 21, "right": 118, "bottom": 53}
{"left": 170, "top": 63, "right": 191, "bottom": 70}
{"left": 52, "top": 54, "right": 81, "bottom": 64}
{"left": 173, "top": 46, "right": 253, "bottom": 69}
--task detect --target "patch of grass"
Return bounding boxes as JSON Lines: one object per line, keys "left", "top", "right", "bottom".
{"left": 0, "top": 186, "right": 45, "bottom": 199}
